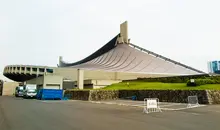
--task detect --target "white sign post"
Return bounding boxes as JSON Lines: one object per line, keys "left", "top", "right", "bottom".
{"left": 190, "top": 79, "right": 195, "bottom": 83}
{"left": 143, "top": 98, "right": 162, "bottom": 114}
{"left": 187, "top": 96, "right": 200, "bottom": 108}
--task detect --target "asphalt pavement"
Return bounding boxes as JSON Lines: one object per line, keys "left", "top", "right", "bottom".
{"left": 0, "top": 96, "right": 220, "bottom": 130}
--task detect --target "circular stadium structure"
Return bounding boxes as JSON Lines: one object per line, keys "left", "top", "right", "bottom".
{"left": 3, "top": 21, "right": 206, "bottom": 89}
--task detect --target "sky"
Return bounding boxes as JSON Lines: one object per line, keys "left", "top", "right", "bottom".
{"left": 0, "top": 0, "right": 220, "bottom": 81}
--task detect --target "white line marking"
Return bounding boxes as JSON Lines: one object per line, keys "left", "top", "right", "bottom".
{"left": 161, "top": 105, "right": 206, "bottom": 111}
{"left": 90, "top": 101, "right": 206, "bottom": 111}
{"left": 176, "top": 111, "right": 201, "bottom": 115}
{"left": 160, "top": 103, "right": 184, "bottom": 107}
{"left": 206, "top": 110, "right": 220, "bottom": 113}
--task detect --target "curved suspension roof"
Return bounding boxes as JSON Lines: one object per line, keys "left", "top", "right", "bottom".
{"left": 59, "top": 36, "right": 205, "bottom": 75}
{"left": 59, "top": 34, "right": 119, "bottom": 67}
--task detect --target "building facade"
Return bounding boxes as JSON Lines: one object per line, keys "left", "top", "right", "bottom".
{"left": 208, "top": 61, "right": 220, "bottom": 74}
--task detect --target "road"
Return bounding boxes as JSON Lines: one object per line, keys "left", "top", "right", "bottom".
{"left": 0, "top": 96, "right": 220, "bottom": 130}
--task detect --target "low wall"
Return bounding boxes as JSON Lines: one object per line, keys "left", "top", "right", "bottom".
{"left": 64, "top": 90, "right": 118, "bottom": 101}
{"left": 64, "top": 90, "right": 220, "bottom": 104}
{"left": 206, "top": 90, "right": 220, "bottom": 104}
{"left": 89, "top": 90, "right": 118, "bottom": 101}
{"left": 65, "top": 90, "right": 90, "bottom": 100}
{"left": 2, "top": 82, "right": 19, "bottom": 96}
{"left": 119, "top": 90, "right": 209, "bottom": 104}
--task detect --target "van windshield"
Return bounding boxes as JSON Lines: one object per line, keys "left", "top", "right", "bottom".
{"left": 18, "top": 90, "right": 23, "bottom": 92}
{"left": 27, "top": 89, "right": 36, "bottom": 93}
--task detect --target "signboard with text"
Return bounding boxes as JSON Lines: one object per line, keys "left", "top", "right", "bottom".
{"left": 147, "top": 99, "right": 158, "bottom": 108}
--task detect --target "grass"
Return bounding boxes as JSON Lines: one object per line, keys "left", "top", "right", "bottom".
{"left": 103, "top": 81, "right": 220, "bottom": 90}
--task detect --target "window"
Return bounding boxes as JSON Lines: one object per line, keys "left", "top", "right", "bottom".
{"left": 39, "top": 68, "right": 45, "bottom": 72}
{"left": 27, "top": 68, "right": 31, "bottom": 71}
{"left": 46, "top": 84, "right": 60, "bottom": 86}
{"left": 32, "top": 68, "right": 37, "bottom": 72}
{"left": 46, "top": 69, "right": 53, "bottom": 73}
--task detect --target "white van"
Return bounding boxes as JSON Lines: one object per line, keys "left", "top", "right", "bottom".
{"left": 23, "top": 84, "right": 37, "bottom": 98}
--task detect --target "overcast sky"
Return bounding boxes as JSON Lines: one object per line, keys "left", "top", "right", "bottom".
{"left": 1, "top": 0, "right": 220, "bottom": 81}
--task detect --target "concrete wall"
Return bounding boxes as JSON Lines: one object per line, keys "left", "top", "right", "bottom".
{"left": 63, "top": 81, "right": 75, "bottom": 90}
{"left": 118, "top": 90, "right": 209, "bottom": 104}
{"left": 206, "top": 90, "right": 220, "bottom": 104}
{"left": 2, "top": 82, "right": 19, "bottom": 96}
{"left": 84, "top": 70, "right": 164, "bottom": 80}
{"left": 43, "top": 75, "right": 63, "bottom": 89}
{"left": 83, "top": 79, "right": 121, "bottom": 89}
{"left": 26, "top": 76, "right": 44, "bottom": 85}
{"left": 89, "top": 90, "right": 119, "bottom": 101}
{"left": 54, "top": 68, "right": 167, "bottom": 81}
{"left": 64, "top": 90, "right": 220, "bottom": 104}
{"left": 26, "top": 75, "right": 63, "bottom": 89}
{"left": 54, "top": 68, "right": 77, "bottom": 81}
{"left": 84, "top": 70, "right": 116, "bottom": 80}
{"left": 64, "top": 90, "right": 118, "bottom": 101}
{"left": 65, "top": 90, "right": 90, "bottom": 100}
{"left": 91, "top": 80, "right": 121, "bottom": 89}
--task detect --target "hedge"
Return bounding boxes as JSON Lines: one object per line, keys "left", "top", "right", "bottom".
{"left": 124, "top": 74, "right": 210, "bottom": 83}
{"left": 123, "top": 75, "right": 220, "bottom": 84}
{"left": 187, "top": 78, "right": 220, "bottom": 86}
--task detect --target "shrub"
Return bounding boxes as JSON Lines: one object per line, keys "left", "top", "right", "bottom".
{"left": 186, "top": 80, "right": 197, "bottom": 87}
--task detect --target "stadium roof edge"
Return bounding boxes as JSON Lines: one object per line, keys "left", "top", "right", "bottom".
{"left": 129, "top": 43, "right": 206, "bottom": 74}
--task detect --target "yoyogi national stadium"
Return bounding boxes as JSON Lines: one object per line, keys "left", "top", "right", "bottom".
{"left": 3, "top": 21, "right": 206, "bottom": 89}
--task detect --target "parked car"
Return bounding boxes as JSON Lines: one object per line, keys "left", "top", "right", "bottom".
{"left": 23, "top": 84, "right": 37, "bottom": 98}
{"left": 15, "top": 86, "right": 24, "bottom": 97}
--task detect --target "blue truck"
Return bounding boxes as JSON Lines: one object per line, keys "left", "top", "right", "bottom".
{"left": 37, "top": 89, "right": 63, "bottom": 100}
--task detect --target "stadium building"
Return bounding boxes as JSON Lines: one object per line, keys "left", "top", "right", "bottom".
{"left": 3, "top": 21, "right": 205, "bottom": 90}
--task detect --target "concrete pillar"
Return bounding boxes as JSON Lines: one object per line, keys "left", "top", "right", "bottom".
{"left": 77, "top": 69, "right": 84, "bottom": 89}
{"left": 36, "top": 68, "right": 39, "bottom": 77}
{"left": 24, "top": 67, "right": 27, "bottom": 74}
{"left": 44, "top": 68, "right": 47, "bottom": 75}
{"left": 19, "top": 66, "right": 21, "bottom": 74}
{"left": 120, "top": 21, "right": 128, "bottom": 43}
{"left": 114, "top": 72, "right": 118, "bottom": 80}
{"left": 11, "top": 67, "right": 13, "bottom": 73}
{"left": 30, "top": 67, "right": 33, "bottom": 75}
{"left": 59, "top": 56, "right": 63, "bottom": 66}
